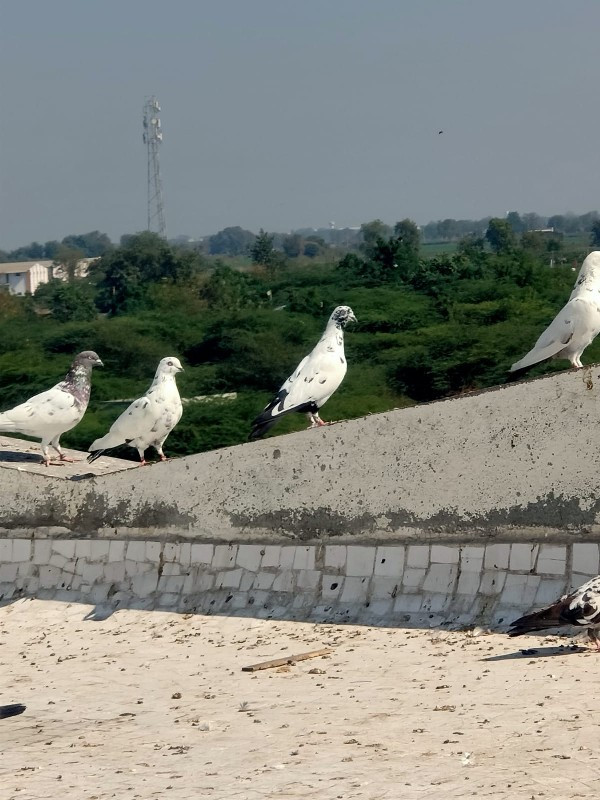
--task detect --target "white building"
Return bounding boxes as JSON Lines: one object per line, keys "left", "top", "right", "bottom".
{"left": 0, "top": 258, "right": 97, "bottom": 296}
{"left": 0, "top": 261, "right": 53, "bottom": 295}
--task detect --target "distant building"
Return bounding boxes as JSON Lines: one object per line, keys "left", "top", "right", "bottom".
{"left": 0, "top": 260, "right": 53, "bottom": 295}
{"left": 0, "top": 258, "right": 97, "bottom": 296}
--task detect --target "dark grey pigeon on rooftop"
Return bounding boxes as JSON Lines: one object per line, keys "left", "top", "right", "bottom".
{"left": 0, "top": 351, "right": 103, "bottom": 465}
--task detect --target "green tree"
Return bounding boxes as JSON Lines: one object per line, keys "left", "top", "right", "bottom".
{"left": 53, "top": 244, "right": 85, "bottom": 282}
{"left": 359, "top": 219, "right": 392, "bottom": 257}
{"left": 457, "top": 234, "right": 486, "bottom": 259}
{"left": 200, "top": 264, "right": 260, "bottom": 310}
{"left": 303, "top": 241, "right": 321, "bottom": 258}
{"left": 208, "top": 226, "right": 256, "bottom": 256}
{"left": 394, "top": 219, "right": 420, "bottom": 251}
{"left": 485, "top": 218, "right": 516, "bottom": 254}
{"left": 34, "top": 280, "right": 97, "bottom": 323}
{"left": 250, "top": 229, "right": 275, "bottom": 266}
{"left": 282, "top": 233, "right": 303, "bottom": 258}
{"left": 61, "top": 231, "right": 113, "bottom": 257}
{"left": 93, "top": 232, "right": 200, "bottom": 314}
{"left": 590, "top": 220, "right": 600, "bottom": 247}
{"left": 506, "top": 211, "right": 525, "bottom": 234}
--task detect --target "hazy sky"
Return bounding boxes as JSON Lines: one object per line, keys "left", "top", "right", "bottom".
{"left": 1, "top": 0, "right": 599, "bottom": 248}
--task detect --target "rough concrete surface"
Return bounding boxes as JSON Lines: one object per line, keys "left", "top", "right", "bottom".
{"left": 1, "top": 599, "right": 599, "bottom": 800}
{"left": 2, "top": 366, "right": 600, "bottom": 543}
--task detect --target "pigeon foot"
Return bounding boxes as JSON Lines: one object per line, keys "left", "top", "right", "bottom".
{"left": 59, "top": 455, "right": 79, "bottom": 463}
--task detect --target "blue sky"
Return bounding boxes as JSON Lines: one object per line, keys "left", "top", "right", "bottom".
{"left": 1, "top": 0, "right": 598, "bottom": 248}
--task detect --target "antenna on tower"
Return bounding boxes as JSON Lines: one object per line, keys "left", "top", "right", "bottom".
{"left": 142, "top": 96, "right": 166, "bottom": 238}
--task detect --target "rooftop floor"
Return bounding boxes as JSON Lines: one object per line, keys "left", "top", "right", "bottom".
{"left": 1, "top": 598, "right": 596, "bottom": 799}
{"left": 0, "top": 436, "right": 138, "bottom": 479}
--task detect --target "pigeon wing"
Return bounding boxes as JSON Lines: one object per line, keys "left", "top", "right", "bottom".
{"left": 281, "top": 348, "right": 346, "bottom": 411}
{"left": 0, "top": 386, "right": 81, "bottom": 437}
{"left": 89, "top": 396, "right": 156, "bottom": 452}
{"left": 510, "top": 301, "right": 576, "bottom": 371}
{"left": 250, "top": 346, "right": 346, "bottom": 438}
{"left": 509, "top": 576, "right": 600, "bottom": 635}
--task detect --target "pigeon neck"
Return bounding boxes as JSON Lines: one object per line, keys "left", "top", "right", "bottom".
{"left": 64, "top": 364, "right": 92, "bottom": 405}
{"left": 152, "top": 372, "right": 177, "bottom": 387}
{"left": 325, "top": 319, "right": 345, "bottom": 336}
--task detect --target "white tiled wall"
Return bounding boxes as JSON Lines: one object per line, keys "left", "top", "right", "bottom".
{"left": 0, "top": 537, "right": 594, "bottom": 628}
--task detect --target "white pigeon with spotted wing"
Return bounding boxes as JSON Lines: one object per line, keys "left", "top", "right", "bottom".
{"left": 250, "top": 306, "right": 356, "bottom": 439}
{"left": 508, "top": 575, "right": 600, "bottom": 649}
{"left": 510, "top": 250, "right": 600, "bottom": 371}
{"left": 0, "top": 351, "right": 103, "bottom": 465}
{"left": 88, "top": 356, "right": 183, "bottom": 465}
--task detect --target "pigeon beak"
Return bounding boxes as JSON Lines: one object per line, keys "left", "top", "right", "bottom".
{"left": 178, "top": 366, "right": 184, "bottom": 372}
{"left": 96, "top": 358, "right": 104, "bottom": 367}
{"left": 349, "top": 312, "right": 357, "bottom": 323}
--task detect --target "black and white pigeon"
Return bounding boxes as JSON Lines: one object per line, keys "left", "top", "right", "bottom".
{"left": 87, "top": 356, "right": 183, "bottom": 466}
{"left": 510, "top": 250, "right": 600, "bottom": 371}
{"left": 508, "top": 575, "right": 600, "bottom": 649}
{"left": 0, "top": 351, "right": 103, "bottom": 466}
{"left": 250, "top": 305, "right": 357, "bottom": 439}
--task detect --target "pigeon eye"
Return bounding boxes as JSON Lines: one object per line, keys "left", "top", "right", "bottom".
{"left": 167, "top": 361, "right": 173, "bottom": 366}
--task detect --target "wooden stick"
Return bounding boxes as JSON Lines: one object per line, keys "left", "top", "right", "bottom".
{"left": 241, "top": 648, "right": 331, "bottom": 672}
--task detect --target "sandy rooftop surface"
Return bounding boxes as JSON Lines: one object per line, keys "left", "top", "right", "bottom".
{"left": 1, "top": 599, "right": 599, "bottom": 800}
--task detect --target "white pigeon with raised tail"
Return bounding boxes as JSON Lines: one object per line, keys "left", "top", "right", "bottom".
{"left": 250, "top": 305, "right": 356, "bottom": 439}
{"left": 510, "top": 250, "right": 600, "bottom": 371}
{"left": 88, "top": 356, "right": 183, "bottom": 465}
{"left": 0, "top": 351, "right": 103, "bottom": 465}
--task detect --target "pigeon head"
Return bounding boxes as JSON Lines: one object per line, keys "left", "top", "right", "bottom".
{"left": 73, "top": 351, "right": 103, "bottom": 369}
{"left": 330, "top": 306, "right": 357, "bottom": 328}
{"left": 157, "top": 356, "right": 184, "bottom": 375}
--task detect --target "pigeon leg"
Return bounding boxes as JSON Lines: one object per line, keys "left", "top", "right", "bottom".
{"left": 49, "top": 436, "right": 78, "bottom": 463}
{"left": 40, "top": 441, "right": 54, "bottom": 467}
{"left": 306, "top": 411, "right": 329, "bottom": 429}
{"left": 137, "top": 448, "right": 149, "bottom": 466}
{"left": 155, "top": 444, "right": 168, "bottom": 462}
{"left": 588, "top": 629, "right": 600, "bottom": 651}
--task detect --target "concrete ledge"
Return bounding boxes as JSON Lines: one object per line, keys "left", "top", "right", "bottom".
{"left": 2, "top": 365, "right": 600, "bottom": 543}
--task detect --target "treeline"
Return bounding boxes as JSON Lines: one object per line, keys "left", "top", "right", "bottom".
{"left": 0, "top": 231, "right": 113, "bottom": 262}
{"left": 0, "top": 218, "right": 596, "bottom": 460}
{"left": 4, "top": 208, "right": 600, "bottom": 264}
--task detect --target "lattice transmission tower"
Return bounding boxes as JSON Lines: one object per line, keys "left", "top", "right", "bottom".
{"left": 142, "top": 96, "right": 166, "bottom": 238}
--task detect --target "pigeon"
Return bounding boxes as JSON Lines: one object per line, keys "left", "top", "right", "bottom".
{"left": 0, "top": 704, "right": 25, "bottom": 719}
{"left": 508, "top": 575, "right": 600, "bottom": 649}
{"left": 87, "top": 356, "right": 183, "bottom": 466}
{"left": 510, "top": 250, "right": 600, "bottom": 371}
{"left": 250, "top": 305, "right": 356, "bottom": 439}
{"left": 0, "top": 351, "right": 103, "bottom": 465}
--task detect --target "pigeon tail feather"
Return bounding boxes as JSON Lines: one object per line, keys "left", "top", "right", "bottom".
{"left": 250, "top": 399, "right": 316, "bottom": 440}
{"left": 510, "top": 339, "right": 569, "bottom": 372}
{"left": 508, "top": 599, "right": 571, "bottom": 636}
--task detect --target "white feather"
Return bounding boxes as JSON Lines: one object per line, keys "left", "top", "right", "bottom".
{"left": 0, "top": 387, "right": 81, "bottom": 440}
{"left": 511, "top": 251, "right": 600, "bottom": 371}
{"left": 89, "top": 357, "right": 183, "bottom": 462}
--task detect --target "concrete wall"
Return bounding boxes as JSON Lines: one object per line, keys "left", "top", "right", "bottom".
{"left": 1, "top": 366, "right": 600, "bottom": 626}
{"left": 0, "top": 536, "right": 598, "bottom": 628}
